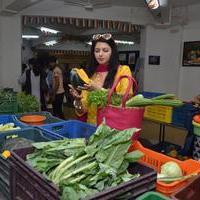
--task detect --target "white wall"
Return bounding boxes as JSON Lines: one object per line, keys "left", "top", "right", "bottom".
{"left": 141, "top": 4, "right": 200, "bottom": 100}
{"left": 178, "top": 22, "right": 200, "bottom": 100}
{"left": 0, "top": 15, "right": 21, "bottom": 91}
{"left": 143, "top": 25, "right": 182, "bottom": 95}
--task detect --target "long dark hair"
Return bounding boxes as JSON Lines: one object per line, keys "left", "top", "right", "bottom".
{"left": 87, "top": 36, "right": 119, "bottom": 89}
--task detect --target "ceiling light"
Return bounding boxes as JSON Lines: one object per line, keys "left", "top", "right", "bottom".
{"left": 86, "top": 40, "right": 134, "bottom": 45}
{"left": 145, "top": 0, "right": 159, "bottom": 10}
{"left": 44, "top": 40, "right": 57, "bottom": 46}
{"left": 22, "top": 35, "right": 39, "bottom": 39}
{"left": 115, "top": 40, "right": 134, "bottom": 45}
{"left": 40, "top": 27, "right": 59, "bottom": 34}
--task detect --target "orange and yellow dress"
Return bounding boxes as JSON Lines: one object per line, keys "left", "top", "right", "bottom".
{"left": 78, "top": 65, "right": 133, "bottom": 124}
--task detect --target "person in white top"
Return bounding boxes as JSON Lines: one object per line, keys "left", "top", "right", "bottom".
{"left": 18, "top": 58, "right": 48, "bottom": 111}
{"left": 52, "top": 65, "right": 65, "bottom": 119}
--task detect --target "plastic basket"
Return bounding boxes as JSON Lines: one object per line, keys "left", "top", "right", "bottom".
{"left": 128, "top": 141, "right": 200, "bottom": 195}
{"left": 144, "top": 105, "right": 172, "bottom": 123}
{"left": 9, "top": 146, "right": 157, "bottom": 200}
{"left": 0, "top": 114, "right": 27, "bottom": 130}
{"left": 136, "top": 191, "right": 170, "bottom": 200}
{"left": 39, "top": 120, "right": 97, "bottom": 139}
{"left": 172, "top": 104, "right": 198, "bottom": 129}
{"left": 171, "top": 175, "right": 200, "bottom": 200}
{"left": 0, "top": 128, "right": 63, "bottom": 200}
{"left": 14, "top": 111, "right": 63, "bottom": 126}
{"left": 142, "top": 91, "right": 164, "bottom": 99}
{"left": 0, "top": 97, "right": 17, "bottom": 114}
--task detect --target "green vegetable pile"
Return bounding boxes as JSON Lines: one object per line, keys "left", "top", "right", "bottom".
{"left": 88, "top": 90, "right": 183, "bottom": 108}
{"left": 0, "top": 90, "right": 16, "bottom": 102}
{"left": 17, "top": 92, "right": 39, "bottom": 113}
{"left": 27, "top": 124, "right": 144, "bottom": 200}
{"left": 88, "top": 89, "right": 123, "bottom": 107}
{"left": 0, "top": 123, "right": 20, "bottom": 132}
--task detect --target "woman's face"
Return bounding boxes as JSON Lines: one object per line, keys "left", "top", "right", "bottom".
{"left": 94, "top": 42, "right": 112, "bottom": 65}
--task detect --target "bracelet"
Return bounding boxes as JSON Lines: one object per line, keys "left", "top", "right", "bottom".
{"left": 73, "top": 99, "right": 83, "bottom": 110}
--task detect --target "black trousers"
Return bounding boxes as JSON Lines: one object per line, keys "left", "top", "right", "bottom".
{"left": 52, "top": 93, "right": 65, "bottom": 119}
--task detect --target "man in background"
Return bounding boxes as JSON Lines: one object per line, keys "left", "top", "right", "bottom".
{"left": 19, "top": 58, "right": 48, "bottom": 111}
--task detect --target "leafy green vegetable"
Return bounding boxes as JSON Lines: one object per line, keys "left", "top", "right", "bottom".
{"left": 27, "top": 124, "right": 144, "bottom": 200}
{"left": 88, "top": 89, "right": 122, "bottom": 107}
{"left": 17, "top": 92, "right": 39, "bottom": 113}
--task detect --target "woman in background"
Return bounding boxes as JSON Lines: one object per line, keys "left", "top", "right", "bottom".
{"left": 52, "top": 65, "right": 65, "bottom": 119}
{"left": 69, "top": 33, "right": 134, "bottom": 124}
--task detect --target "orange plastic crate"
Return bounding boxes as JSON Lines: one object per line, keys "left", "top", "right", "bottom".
{"left": 129, "top": 141, "right": 200, "bottom": 195}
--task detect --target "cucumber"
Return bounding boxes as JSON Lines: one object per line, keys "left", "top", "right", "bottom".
{"left": 152, "top": 94, "right": 176, "bottom": 100}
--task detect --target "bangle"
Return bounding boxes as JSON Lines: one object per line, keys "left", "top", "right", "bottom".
{"left": 73, "top": 99, "right": 83, "bottom": 110}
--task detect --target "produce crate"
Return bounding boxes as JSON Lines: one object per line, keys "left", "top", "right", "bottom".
{"left": 171, "top": 175, "right": 200, "bottom": 200}
{"left": 14, "top": 111, "right": 63, "bottom": 126}
{"left": 142, "top": 91, "right": 164, "bottom": 99}
{"left": 0, "top": 94, "right": 17, "bottom": 114}
{"left": 172, "top": 103, "right": 198, "bottom": 129}
{"left": 144, "top": 105, "right": 173, "bottom": 123}
{"left": 39, "top": 120, "right": 97, "bottom": 139}
{"left": 9, "top": 146, "right": 157, "bottom": 200}
{"left": 0, "top": 128, "right": 63, "bottom": 200}
{"left": 0, "top": 114, "right": 27, "bottom": 130}
{"left": 136, "top": 191, "right": 170, "bottom": 200}
{"left": 128, "top": 141, "right": 200, "bottom": 195}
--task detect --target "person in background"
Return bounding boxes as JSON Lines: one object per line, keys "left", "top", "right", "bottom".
{"left": 69, "top": 33, "right": 134, "bottom": 124}
{"left": 19, "top": 58, "right": 48, "bottom": 111}
{"left": 52, "top": 64, "right": 65, "bottom": 119}
{"left": 46, "top": 56, "right": 57, "bottom": 91}
{"left": 192, "top": 95, "right": 200, "bottom": 106}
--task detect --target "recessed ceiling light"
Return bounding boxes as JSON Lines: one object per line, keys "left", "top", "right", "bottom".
{"left": 22, "top": 35, "right": 39, "bottom": 39}
{"left": 40, "top": 27, "right": 60, "bottom": 34}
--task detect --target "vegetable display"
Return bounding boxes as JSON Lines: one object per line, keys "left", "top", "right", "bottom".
{"left": 27, "top": 123, "right": 144, "bottom": 200}
{"left": 17, "top": 92, "right": 39, "bottom": 113}
{"left": 88, "top": 90, "right": 183, "bottom": 108}
{"left": 0, "top": 123, "right": 20, "bottom": 132}
{"left": 157, "top": 161, "right": 197, "bottom": 183}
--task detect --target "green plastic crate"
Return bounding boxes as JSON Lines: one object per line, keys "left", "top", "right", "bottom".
{"left": 136, "top": 191, "right": 170, "bottom": 200}
{"left": 0, "top": 90, "right": 18, "bottom": 114}
{"left": 0, "top": 98, "right": 17, "bottom": 114}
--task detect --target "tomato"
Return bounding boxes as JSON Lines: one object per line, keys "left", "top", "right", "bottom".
{"left": 193, "top": 114, "right": 200, "bottom": 124}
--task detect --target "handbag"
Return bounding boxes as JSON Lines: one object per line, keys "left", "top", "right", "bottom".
{"left": 97, "top": 75, "right": 145, "bottom": 139}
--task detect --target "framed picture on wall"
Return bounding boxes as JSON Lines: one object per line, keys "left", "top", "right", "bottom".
{"left": 148, "top": 55, "right": 160, "bottom": 65}
{"left": 182, "top": 41, "right": 200, "bottom": 66}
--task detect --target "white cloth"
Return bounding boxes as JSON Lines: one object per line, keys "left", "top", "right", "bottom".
{"left": 31, "top": 70, "right": 40, "bottom": 103}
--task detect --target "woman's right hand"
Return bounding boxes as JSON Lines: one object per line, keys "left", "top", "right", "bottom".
{"left": 68, "top": 84, "right": 82, "bottom": 100}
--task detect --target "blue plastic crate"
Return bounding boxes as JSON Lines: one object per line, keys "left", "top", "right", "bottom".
{"left": 0, "top": 114, "right": 28, "bottom": 131}
{"left": 39, "top": 120, "right": 97, "bottom": 139}
{"left": 14, "top": 111, "right": 64, "bottom": 127}
{"left": 0, "top": 127, "right": 63, "bottom": 150}
{"left": 172, "top": 103, "right": 199, "bottom": 129}
{"left": 142, "top": 91, "right": 164, "bottom": 99}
